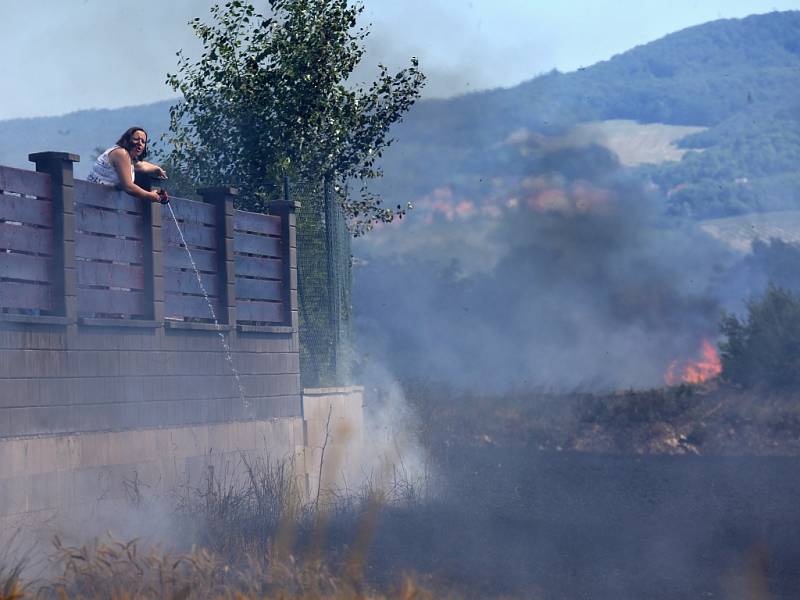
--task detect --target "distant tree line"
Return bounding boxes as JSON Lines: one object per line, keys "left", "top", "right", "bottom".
{"left": 719, "top": 240, "right": 800, "bottom": 389}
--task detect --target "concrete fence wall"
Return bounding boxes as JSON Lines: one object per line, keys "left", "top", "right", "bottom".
{"left": 0, "top": 153, "right": 302, "bottom": 437}
{"left": 0, "top": 385, "right": 364, "bottom": 522}
{"left": 0, "top": 154, "right": 366, "bottom": 522}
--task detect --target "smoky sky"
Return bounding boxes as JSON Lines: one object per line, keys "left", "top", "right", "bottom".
{"left": 354, "top": 144, "right": 737, "bottom": 391}
{"left": 3, "top": 2, "right": 797, "bottom": 120}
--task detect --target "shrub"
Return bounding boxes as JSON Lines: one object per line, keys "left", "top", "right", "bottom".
{"left": 720, "top": 284, "right": 800, "bottom": 388}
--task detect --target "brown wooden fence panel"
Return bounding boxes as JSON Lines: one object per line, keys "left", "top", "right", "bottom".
{"left": 236, "top": 300, "right": 283, "bottom": 323}
{"left": 234, "top": 255, "right": 282, "bottom": 279}
{"left": 0, "top": 169, "right": 56, "bottom": 315}
{"left": 0, "top": 253, "right": 52, "bottom": 282}
{"left": 75, "top": 234, "right": 144, "bottom": 263}
{"left": 236, "top": 278, "right": 282, "bottom": 302}
{"left": 0, "top": 281, "right": 54, "bottom": 311}
{"left": 0, "top": 194, "right": 53, "bottom": 227}
{"left": 0, "top": 223, "right": 53, "bottom": 255}
{"left": 76, "top": 205, "right": 144, "bottom": 239}
{"left": 77, "top": 262, "right": 145, "bottom": 289}
{"left": 234, "top": 232, "right": 281, "bottom": 258}
{"left": 164, "top": 246, "right": 217, "bottom": 272}
{"left": 165, "top": 293, "right": 222, "bottom": 320}
{"left": 74, "top": 180, "right": 140, "bottom": 212}
{"left": 233, "top": 208, "right": 285, "bottom": 324}
{"left": 165, "top": 199, "right": 215, "bottom": 224}
{"left": 234, "top": 211, "right": 281, "bottom": 236}
{"left": 78, "top": 288, "right": 147, "bottom": 315}
{"left": 75, "top": 181, "right": 147, "bottom": 318}
{"left": 0, "top": 166, "right": 52, "bottom": 198}
{"left": 162, "top": 196, "right": 221, "bottom": 322}
{"left": 163, "top": 219, "right": 217, "bottom": 249}
{"left": 0, "top": 168, "right": 295, "bottom": 323}
{"left": 164, "top": 269, "right": 220, "bottom": 297}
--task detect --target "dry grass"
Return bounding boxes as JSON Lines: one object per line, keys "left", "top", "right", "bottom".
{"left": 175, "top": 449, "right": 432, "bottom": 563}
{"left": 0, "top": 565, "right": 24, "bottom": 600}
{"left": 0, "top": 444, "right": 450, "bottom": 600}
{"left": 0, "top": 531, "right": 35, "bottom": 600}
{"left": 0, "top": 536, "right": 444, "bottom": 600}
{"left": 179, "top": 453, "right": 308, "bottom": 556}
{"left": 0, "top": 457, "right": 443, "bottom": 599}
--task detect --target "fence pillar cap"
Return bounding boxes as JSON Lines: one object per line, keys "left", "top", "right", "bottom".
{"left": 28, "top": 151, "right": 80, "bottom": 163}
{"left": 268, "top": 200, "right": 301, "bottom": 212}
{"left": 197, "top": 186, "right": 239, "bottom": 197}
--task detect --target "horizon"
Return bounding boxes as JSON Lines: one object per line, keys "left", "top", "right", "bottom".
{"left": 2, "top": 1, "right": 800, "bottom": 121}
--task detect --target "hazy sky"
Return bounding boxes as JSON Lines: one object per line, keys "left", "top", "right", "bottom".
{"left": 2, "top": 0, "right": 799, "bottom": 121}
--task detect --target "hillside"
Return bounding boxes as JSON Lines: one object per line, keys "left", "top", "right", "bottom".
{"left": 0, "top": 102, "right": 171, "bottom": 178}
{"left": 0, "top": 11, "right": 798, "bottom": 220}
{"left": 372, "top": 10, "right": 800, "bottom": 220}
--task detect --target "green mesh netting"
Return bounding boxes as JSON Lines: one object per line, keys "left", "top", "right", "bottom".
{"left": 292, "top": 178, "right": 353, "bottom": 388}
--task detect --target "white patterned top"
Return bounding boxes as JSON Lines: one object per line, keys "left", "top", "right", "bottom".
{"left": 86, "top": 146, "right": 134, "bottom": 187}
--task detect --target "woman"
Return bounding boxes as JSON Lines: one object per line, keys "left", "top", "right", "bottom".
{"left": 87, "top": 127, "right": 168, "bottom": 203}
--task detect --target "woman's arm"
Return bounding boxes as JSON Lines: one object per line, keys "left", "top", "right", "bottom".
{"left": 109, "top": 149, "right": 161, "bottom": 202}
{"left": 134, "top": 160, "right": 168, "bottom": 180}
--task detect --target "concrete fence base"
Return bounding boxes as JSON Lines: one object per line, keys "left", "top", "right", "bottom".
{"left": 302, "top": 386, "right": 365, "bottom": 499}
{"left": 0, "top": 387, "right": 364, "bottom": 528}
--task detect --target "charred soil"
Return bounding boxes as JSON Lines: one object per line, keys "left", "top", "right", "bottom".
{"left": 404, "top": 380, "right": 800, "bottom": 457}
{"left": 382, "top": 381, "right": 800, "bottom": 598}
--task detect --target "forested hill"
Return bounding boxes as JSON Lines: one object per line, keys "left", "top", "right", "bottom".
{"left": 0, "top": 102, "right": 172, "bottom": 179}
{"left": 1, "top": 10, "right": 799, "bottom": 218}
{"left": 401, "top": 9, "right": 800, "bottom": 139}
{"left": 376, "top": 10, "right": 800, "bottom": 220}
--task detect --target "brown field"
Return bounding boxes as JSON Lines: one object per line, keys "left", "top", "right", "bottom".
{"left": 550, "top": 119, "right": 706, "bottom": 167}
{"left": 700, "top": 210, "right": 800, "bottom": 252}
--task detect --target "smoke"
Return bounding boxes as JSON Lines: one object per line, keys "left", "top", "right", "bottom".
{"left": 355, "top": 361, "right": 434, "bottom": 495}
{"left": 354, "top": 144, "right": 737, "bottom": 391}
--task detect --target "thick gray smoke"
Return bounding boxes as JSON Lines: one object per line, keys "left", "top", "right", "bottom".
{"left": 354, "top": 145, "right": 735, "bottom": 391}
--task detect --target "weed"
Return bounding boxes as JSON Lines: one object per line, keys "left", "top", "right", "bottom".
{"left": 0, "top": 563, "right": 24, "bottom": 600}
{"left": 3, "top": 536, "right": 444, "bottom": 599}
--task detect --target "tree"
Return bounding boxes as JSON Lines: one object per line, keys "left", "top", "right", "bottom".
{"left": 164, "top": 0, "right": 425, "bottom": 234}
{"left": 720, "top": 284, "right": 800, "bottom": 389}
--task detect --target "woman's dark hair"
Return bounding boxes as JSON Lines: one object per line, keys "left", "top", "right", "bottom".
{"left": 116, "top": 127, "right": 148, "bottom": 161}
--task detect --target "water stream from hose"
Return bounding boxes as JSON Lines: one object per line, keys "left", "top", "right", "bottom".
{"left": 166, "top": 202, "right": 248, "bottom": 407}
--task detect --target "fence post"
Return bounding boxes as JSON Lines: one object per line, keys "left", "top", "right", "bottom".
{"left": 197, "top": 187, "right": 238, "bottom": 325}
{"left": 28, "top": 151, "right": 79, "bottom": 328}
{"left": 323, "top": 177, "right": 341, "bottom": 382}
{"left": 135, "top": 174, "right": 165, "bottom": 322}
{"left": 268, "top": 185, "right": 300, "bottom": 330}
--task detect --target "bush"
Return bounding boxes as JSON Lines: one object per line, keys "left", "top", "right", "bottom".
{"left": 720, "top": 284, "right": 800, "bottom": 388}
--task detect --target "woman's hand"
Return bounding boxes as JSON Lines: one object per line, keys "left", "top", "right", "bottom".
{"left": 110, "top": 149, "right": 167, "bottom": 204}
{"left": 153, "top": 166, "right": 168, "bottom": 180}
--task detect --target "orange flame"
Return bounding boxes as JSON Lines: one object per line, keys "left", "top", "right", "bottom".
{"left": 665, "top": 339, "right": 721, "bottom": 385}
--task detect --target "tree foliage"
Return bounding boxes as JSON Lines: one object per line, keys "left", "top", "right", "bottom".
{"left": 720, "top": 285, "right": 800, "bottom": 389}
{"left": 164, "top": 0, "right": 425, "bottom": 233}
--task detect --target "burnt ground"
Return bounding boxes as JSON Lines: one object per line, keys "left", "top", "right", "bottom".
{"left": 364, "top": 450, "right": 800, "bottom": 599}
{"left": 343, "top": 383, "right": 800, "bottom": 598}
{"left": 402, "top": 381, "right": 800, "bottom": 457}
